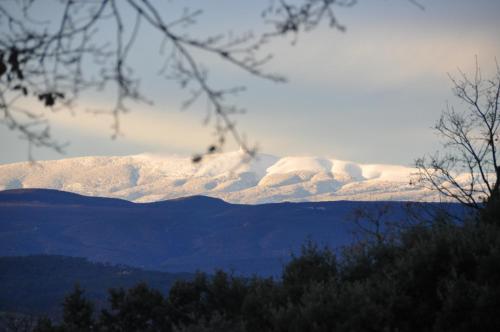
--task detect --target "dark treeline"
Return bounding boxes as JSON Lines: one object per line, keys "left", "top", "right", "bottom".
{"left": 22, "top": 210, "right": 500, "bottom": 332}
{"left": 0, "top": 256, "right": 190, "bottom": 319}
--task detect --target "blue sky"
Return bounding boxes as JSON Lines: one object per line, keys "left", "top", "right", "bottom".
{"left": 1, "top": 0, "right": 500, "bottom": 165}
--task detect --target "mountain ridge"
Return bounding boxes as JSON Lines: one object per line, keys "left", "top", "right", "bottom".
{"left": 0, "top": 188, "right": 462, "bottom": 276}
{"left": 0, "top": 151, "right": 437, "bottom": 204}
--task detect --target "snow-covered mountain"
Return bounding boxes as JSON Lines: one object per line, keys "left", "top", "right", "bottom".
{"left": 0, "top": 150, "right": 437, "bottom": 204}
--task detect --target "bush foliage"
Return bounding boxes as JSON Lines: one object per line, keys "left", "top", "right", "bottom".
{"left": 28, "top": 208, "right": 500, "bottom": 332}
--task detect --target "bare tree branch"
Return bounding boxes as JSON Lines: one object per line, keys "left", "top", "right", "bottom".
{"left": 415, "top": 59, "right": 500, "bottom": 219}
{"left": 0, "top": 0, "right": 419, "bottom": 162}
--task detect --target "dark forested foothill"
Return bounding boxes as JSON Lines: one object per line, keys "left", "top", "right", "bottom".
{"left": 11, "top": 209, "right": 499, "bottom": 332}
{"left": 0, "top": 256, "right": 190, "bottom": 320}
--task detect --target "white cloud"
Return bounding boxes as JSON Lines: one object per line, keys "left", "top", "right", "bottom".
{"left": 264, "top": 26, "right": 500, "bottom": 89}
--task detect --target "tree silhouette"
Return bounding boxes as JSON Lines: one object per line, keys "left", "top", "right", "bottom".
{"left": 31, "top": 220, "right": 500, "bottom": 331}
{"left": 61, "top": 284, "right": 94, "bottom": 331}
{"left": 415, "top": 59, "right": 500, "bottom": 222}
{"left": 0, "top": 0, "right": 364, "bottom": 161}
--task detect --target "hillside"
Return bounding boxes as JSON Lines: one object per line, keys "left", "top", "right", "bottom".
{"left": 0, "top": 189, "right": 460, "bottom": 276}
{"left": 0, "top": 255, "right": 190, "bottom": 318}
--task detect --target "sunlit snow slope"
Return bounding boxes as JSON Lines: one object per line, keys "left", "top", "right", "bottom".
{"left": 0, "top": 150, "right": 437, "bottom": 203}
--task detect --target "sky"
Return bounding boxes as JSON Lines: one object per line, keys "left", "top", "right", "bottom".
{"left": 1, "top": 0, "right": 500, "bottom": 165}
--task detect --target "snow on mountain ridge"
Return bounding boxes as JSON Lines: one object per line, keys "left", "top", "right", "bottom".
{"left": 0, "top": 151, "right": 437, "bottom": 203}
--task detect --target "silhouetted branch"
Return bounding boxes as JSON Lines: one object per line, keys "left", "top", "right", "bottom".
{"left": 0, "top": 0, "right": 418, "bottom": 161}
{"left": 415, "top": 59, "right": 500, "bottom": 211}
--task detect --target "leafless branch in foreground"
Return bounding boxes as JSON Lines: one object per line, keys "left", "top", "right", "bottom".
{"left": 0, "top": 0, "right": 360, "bottom": 161}
{"left": 414, "top": 58, "right": 500, "bottom": 221}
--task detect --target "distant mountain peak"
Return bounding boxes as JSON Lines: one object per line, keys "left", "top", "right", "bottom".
{"left": 0, "top": 151, "right": 440, "bottom": 204}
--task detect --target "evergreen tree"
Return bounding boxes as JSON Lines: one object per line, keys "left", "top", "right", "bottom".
{"left": 61, "top": 284, "right": 94, "bottom": 331}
